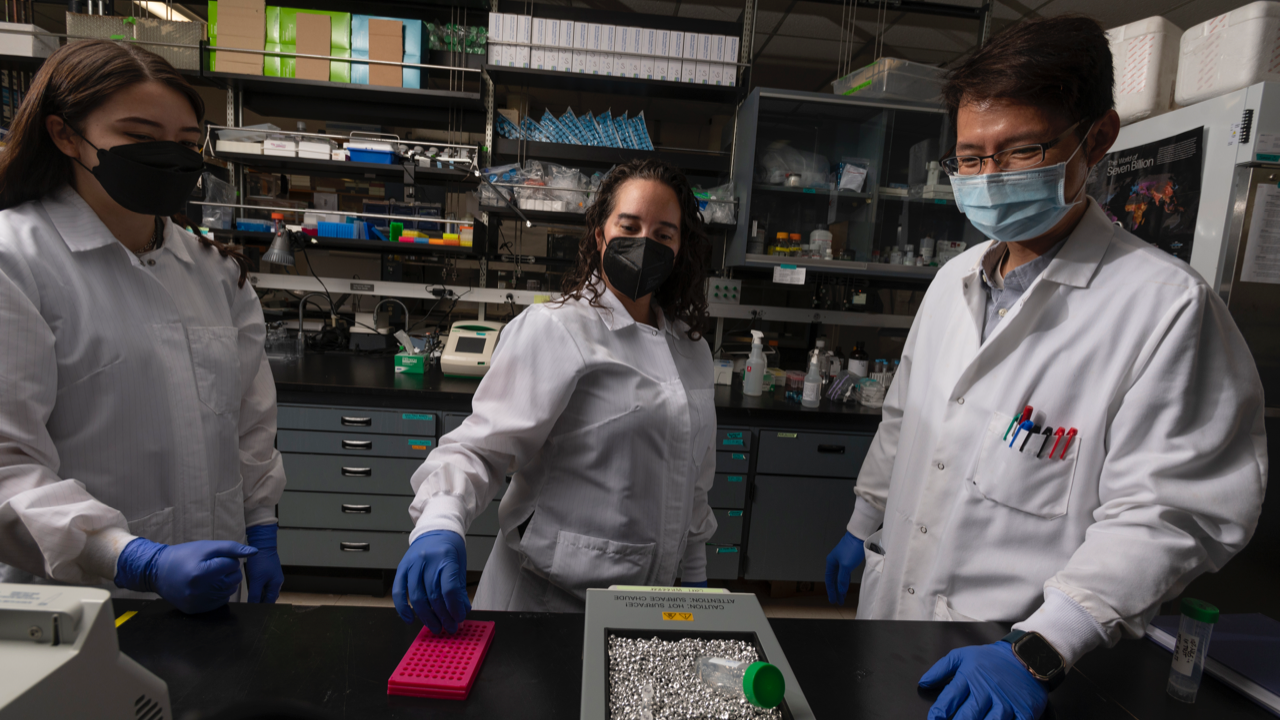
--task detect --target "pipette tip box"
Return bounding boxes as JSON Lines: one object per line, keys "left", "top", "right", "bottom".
{"left": 387, "top": 620, "right": 495, "bottom": 699}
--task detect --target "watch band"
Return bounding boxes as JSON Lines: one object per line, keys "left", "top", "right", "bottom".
{"left": 1001, "top": 630, "right": 1066, "bottom": 692}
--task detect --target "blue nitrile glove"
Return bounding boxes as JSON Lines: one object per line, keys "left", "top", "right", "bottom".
{"left": 824, "top": 531, "right": 865, "bottom": 605}
{"left": 918, "top": 642, "right": 1049, "bottom": 720}
{"left": 115, "top": 537, "right": 257, "bottom": 614}
{"left": 392, "top": 530, "right": 471, "bottom": 634}
{"left": 682, "top": 580, "right": 709, "bottom": 588}
{"left": 245, "top": 524, "right": 284, "bottom": 603}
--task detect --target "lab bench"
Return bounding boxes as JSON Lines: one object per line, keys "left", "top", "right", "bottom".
{"left": 112, "top": 598, "right": 1272, "bottom": 720}
{"left": 270, "top": 353, "right": 882, "bottom": 583}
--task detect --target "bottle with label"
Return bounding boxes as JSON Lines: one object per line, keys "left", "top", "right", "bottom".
{"left": 849, "top": 342, "right": 870, "bottom": 379}
{"left": 742, "top": 330, "right": 766, "bottom": 397}
{"left": 789, "top": 233, "right": 801, "bottom": 257}
{"left": 826, "top": 351, "right": 840, "bottom": 384}
{"left": 812, "top": 338, "right": 827, "bottom": 377}
{"left": 802, "top": 353, "right": 822, "bottom": 408}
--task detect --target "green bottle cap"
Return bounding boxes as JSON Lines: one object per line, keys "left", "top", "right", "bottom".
{"left": 742, "top": 662, "right": 785, "bottom": 709}
{"left": 1180, "top": 598, "right": 1219, "bottom": 625}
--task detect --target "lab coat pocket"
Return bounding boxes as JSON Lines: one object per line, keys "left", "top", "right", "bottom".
{"left": 213, "top": 480, "right": 246, "bottom": 542}
{"left": 188, "top": 326, "right": 240, "bottom": 415}
{"left": 126, "top": 506, "right": 175, "bottom": 546}
{"left": 970, "top": 412, "right": 1079, "bottom": 519}
{"left": 854, "top": 530, "right": 886, "bottom": 619}
{"left": 548, "top": 530, "right": 656, "bottom": 600}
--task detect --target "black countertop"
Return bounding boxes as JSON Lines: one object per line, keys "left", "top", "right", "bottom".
{"left": 113, "top": 599, "right": 1270, "bottom": 720}
{"left": 271, "top": 353, "right": 883, "bottom": 430}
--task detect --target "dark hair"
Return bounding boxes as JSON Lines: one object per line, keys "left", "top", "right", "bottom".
{"left": 942, "top": 15, "right": 1114, "bottom": 129}
{"left": 0, "top": 40, "right": 250, "bottom": 287}
{"left": 559, "top": 159, "right": 711, "bottom": 341}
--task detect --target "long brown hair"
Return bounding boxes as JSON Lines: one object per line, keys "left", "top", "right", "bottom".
{"left": 560, "top": 159, "right": 711, "bottom": 340}
{"left": 0, "top": 40, "right": 249, "bottom": 286}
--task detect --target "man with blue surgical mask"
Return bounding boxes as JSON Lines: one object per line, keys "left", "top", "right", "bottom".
{"left": 824, "top": 15, "right": 1267, "bottom": 720}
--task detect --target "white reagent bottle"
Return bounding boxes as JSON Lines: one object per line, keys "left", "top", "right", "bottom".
{"left": 742, "top": 330, "right": 766, "bottom": 397}
{"left": 802, "top": 353, "right": 822, "bottom": 408}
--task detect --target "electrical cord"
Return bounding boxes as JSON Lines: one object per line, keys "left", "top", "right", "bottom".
{"left": 296, "top": 241, "right": 382, "bottom": 336}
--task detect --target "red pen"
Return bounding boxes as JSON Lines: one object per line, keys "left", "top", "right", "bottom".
{"left": 1058, "top": 428, "right": 1078, "bottom": 460}
{"left": 1048, "top": 427, "right": 1066, "bottom": 458}
{"left": 1020, "top": 406, "right": 1034, "bottom": 424}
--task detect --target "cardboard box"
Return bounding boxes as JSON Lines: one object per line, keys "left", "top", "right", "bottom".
{"left": 641, "top": 55, "right": 655, "bottom": 79}
{"left": 721, "top": 63, "right": 736, "bottom": 86}
{"left": 558, "top": 19, "right": 575, "bottom": 72}
{"left": 681, "top": 59, "right": 697, "bottom": 83}
{"left": 517, "top": 14, "right": 531, "bottom": 43}
{"left": 725, "top": 36, "right": 740, "bottom": 64}
{"left": 669, "top": 30, "right": 684, "bottom": 61}
{"left": 503, "top": 12, "right": 518, "bottom": 44}
{"left": 615, "top": 26, "right": 630, "bottom": 76}
{"left": 654, "top": 57, "right": 668, "bottom": 81}
{"left": 277, "top": 8, "right": 352, "bottom": 81}
{"left": 709, "top": 62, "right": 724, "bottom": 85}
{"left": 657, "top": 29, "right": 669, "bottom": 58}
{"left": 699, "top": 33, "right": 713, "bottom": 61}
{"left": 517, "top": 45, "right": 530, "bottom": 68}
{"left": 533, "top": 17, "right": 547, "bottom": 45}
{"left": 695, "top": 61, "right": 711, "bottom": 84}
{"left": 573, "top": 21, "right": 590, "bottom": 73}
{"left": 368, "top": 18, "right": 402, "bottom": 86}
{"left": 644, "top": 28, "right": 656, "bottom": 56}
{"left": 295, "top": 11, "right": 330, "bottom": 81}
{"left": 711, "top": 34, "right": 725, "bottom": 62}
{"left": 683, "top": 32, "right": 699, "bottom": 63}
{"left": 532, "top": 48, "right": 546, "bottom": 69}
{"left": 503, "top": 44, "right": 518, "bottom": 67}
{"left": 488, "top": 12, "right": 503, "bottom": 46}
{"left": 587, "top": 51, "right": 600, "bottom": 74}
{"left": 214, "top": 0, "right": 265, "bottom": 75}
{"left": 352, "top": 15, "right": 422, "bottom": 87}
{"left": 573, "top": 51, "right": 588, "bottom": 73}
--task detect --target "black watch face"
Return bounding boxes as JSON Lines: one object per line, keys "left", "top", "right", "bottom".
{"left": 1016, "top": 634, "right": 1064, "bottom": 677}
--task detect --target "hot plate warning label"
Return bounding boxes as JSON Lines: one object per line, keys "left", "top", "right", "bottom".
{"left": 662, "top": 612, "right": 694, "bottom": 621}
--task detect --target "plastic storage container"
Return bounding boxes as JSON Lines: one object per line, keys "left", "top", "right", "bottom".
{"left": 833, "top": 57, "right": 944, "bottom": 103}
{"left": 696, "top": 657, "right": 785, "bottom": 709}
{"left": 1107, "top": 16, "right": 1181, "bottom": 125}
{"left": 1176, "top": 1, "right": 1280, "bottom": 107}
{"left": 1167, "top": 598, "right": 1219, "bottom": 703}
{"left": 347, "top": 139, "right": 398, "bottom": 164}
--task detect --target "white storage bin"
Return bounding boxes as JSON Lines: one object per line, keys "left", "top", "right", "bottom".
{"left": 1108, "top": 16, "right": 1181, "bottom": 125}
{"left": 1176, "top": 1, "right": 1280, "bottom": 106}
{"left": 216, "top": 140, "right": 263, "bottom": 155}
{"left": 0, "top": 22, "right": 57, "bottom": 58}
{"left": 833, "top": 57, "right": 943, "bottom": 103}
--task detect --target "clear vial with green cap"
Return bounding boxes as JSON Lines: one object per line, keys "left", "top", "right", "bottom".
{"left": 696, "top": 656, "right": 786, "bottom": 709}
{"left": 1167, "top": 597, "right": 1219, "bottom": 703}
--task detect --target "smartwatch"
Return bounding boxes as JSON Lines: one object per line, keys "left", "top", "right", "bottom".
{"left": 1001, "top": 630, "right": 1066, "bottom": 691}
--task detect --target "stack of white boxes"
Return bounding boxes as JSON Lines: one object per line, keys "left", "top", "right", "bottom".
{"left": 486, "top": 13, "right": 739, "bottom": 86}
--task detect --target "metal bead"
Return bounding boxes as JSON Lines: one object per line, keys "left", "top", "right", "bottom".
{"left": 608, "top": 635, "right": 783, "bottom": 719}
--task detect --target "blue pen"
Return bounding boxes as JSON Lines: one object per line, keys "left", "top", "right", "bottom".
{"left": 1009, "top": 420, "right": 1034, "bottom": 448}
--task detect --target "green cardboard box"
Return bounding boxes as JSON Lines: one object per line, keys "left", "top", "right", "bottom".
{"left": 263, "top": 7, "right": 351, "bottom": 81}
{"left": 395, "top": 352, "right": 425, "bottom": 374}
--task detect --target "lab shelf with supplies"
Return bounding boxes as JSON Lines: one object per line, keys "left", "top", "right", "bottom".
{"left": 213, "top": 150, "right": 478, "bottom": 186}
{"left": 493, "top": 138, "right": 731, "bottom": 174}
{"left": 729, "top": 87, "right": 975, "bottom": 276}
{"left": 216, "top": 230, "right": 481, "bottom": 258}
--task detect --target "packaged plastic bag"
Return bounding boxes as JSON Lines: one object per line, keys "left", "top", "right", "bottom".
{"left": 695, "top": 184, "right": 737, "bottom": 225}
{"left": 759, "top": 141, "right": 830, "bottom": 188}
{"left": 200, "top": 172, "right": 235, "bottom": 229}
{"left": 838, "top": 157, "right": 871, "bottom": 192}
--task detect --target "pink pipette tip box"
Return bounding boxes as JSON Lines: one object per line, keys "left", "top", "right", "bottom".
{"left": 387, "top": 620, "right": 495, "bottom": 700}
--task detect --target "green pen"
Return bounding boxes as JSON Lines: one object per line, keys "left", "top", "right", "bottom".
{"left": 1004, "top": 405, "right": 1029, "bottom": 441}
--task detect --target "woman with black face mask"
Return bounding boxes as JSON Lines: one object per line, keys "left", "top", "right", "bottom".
{"left": 393, "top": 159, "right": 716, "bottom": 630}
{"left": 0, "top": 41, "right": 286, "bottom": 613}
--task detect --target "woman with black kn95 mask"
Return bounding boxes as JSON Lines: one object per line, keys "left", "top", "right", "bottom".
{"left": 393, "top": 159, "right": 718, "bottom": 630}
{"left": 0, "top": 41, "right": 286, "bottom": 614}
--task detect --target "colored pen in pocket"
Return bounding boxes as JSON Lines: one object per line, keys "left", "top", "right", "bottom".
{"left": 1036, "top": 427, "right": 1055, "bottom": 458}
{"left": 1020, "top": 424, "right": 1042, "bottom": 452}
{"left": 1009, "top": 420, "right": 1034, "bottom": 448}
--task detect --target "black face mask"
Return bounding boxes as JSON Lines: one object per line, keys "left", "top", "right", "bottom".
{"left": 69, "top": 127, "right": 203, "bottom": 216}
{"left": 602, "top": 235, "right": 676, "bottom": 301}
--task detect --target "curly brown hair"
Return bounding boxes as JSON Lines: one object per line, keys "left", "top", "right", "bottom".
{"left": 559, "top": 159, "right": 711, "bottom": 341}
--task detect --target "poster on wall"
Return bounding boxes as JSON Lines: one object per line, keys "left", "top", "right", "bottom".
{"left": 1085, "top": 127, "right": 1204, "bottom": 263}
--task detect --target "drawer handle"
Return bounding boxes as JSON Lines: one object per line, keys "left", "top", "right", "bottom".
{"left": 341, "top": 416, "right": 373, "bottom": 427}
{"left": 817, "top": 444, "right": 846, "bottom": 454}
{"left": 342, "top": 439, "right": 373, "bottom": 450}
{"left": 340, "top": 542, "right": 370, "bottom": 552}
{"left": 341, "top": 467, "right": 372, "bottom": 477}
{"left": 342, "top": 504, "right": 372, "bottom": 514}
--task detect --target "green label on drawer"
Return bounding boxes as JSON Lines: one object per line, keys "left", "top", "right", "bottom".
{"left": 408, "top": 439, "right": 434, "bottom": 450}
{"left": 728, "top": 511, "right": 743, "bottom": 517}
{"left": 725, "top": 432, "right": 743, "bottom": 439}
{"left": 403, "top": 413, "right": 434, "bottom": 421}
{"left": 777, "top": 432, "right": 797, "bottom": 438}
{"left": 732, "top": 453, "right": 746, "bottom": 460}
{"left": 721, "top": 439, "right": 744, "bottom": 446}
{"left": 727, "top": 476, "right": 744, "bottom": 482}
{"left": 715, "top": 547, "right": 739, "bottom": 554}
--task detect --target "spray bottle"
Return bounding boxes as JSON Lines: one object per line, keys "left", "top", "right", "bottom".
{"left": 743, "top": 330, "right": 766, "bottom": 397}
{"left": 802, "top": 353, "right": 822, "bottom": 408}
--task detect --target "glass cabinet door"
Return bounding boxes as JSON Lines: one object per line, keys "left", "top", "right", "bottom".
{"left": 729, "top": 88, "right": 977, "bottom": 277}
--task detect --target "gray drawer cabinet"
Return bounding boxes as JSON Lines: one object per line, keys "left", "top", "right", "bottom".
{"left": 278, "top": 491, "right": 413, "bottom": 532}
{"left": 278, "top": 430, "right": 434, "bottom": 459}
{"left": 442, "top": 412, "right": 469, "bottom": 435}
{"left": 716, "top": 451, "right": 750, "bottom": 475}
{"left": 705, "top": 544, "right": 741, "bottom": 579}
{"left": 710, "top": 509, "right": 745, "bottom": 545}
{"left": 278, "top": 404, "right": 438, "bottom": 437}
{"left": 708, "top": 473, "right": 747, "bottom": 509}
{"left": 745, "top": 475, "right": 858, "bottom": 582}
{"left": 755, "top": 430, "right": 871, "bottom": 478}
{"left": 281, "top": 454, "right": 422, "bottom": 495}
{"left": 279, "top": 528, "right": 409, "bottom": 570}
{"left": 716, "top": 428, "right": 752, "bottom": 451}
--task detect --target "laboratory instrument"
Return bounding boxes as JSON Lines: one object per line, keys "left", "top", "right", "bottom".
{"left": 440, "top": 320, "right": 506, "bottom": 378}
{"left": 0, "top": 583, "right": 170, "bottom": 720}
{"left": 696, "top": 656, "right": 785, "bottom": 709}
{"left": 802, "top": 354, "right": 822, "bottom": 408}
{"left": 742, "top": 330, "right": 765, "bottom": 396}
{"left": 581, "top": 587, "right": 814, "bottom": 720}
{"left": 261, "top": 212, "right": 295, "bottom": 266}
{"left": 1168, "top": 598, "right": 1219, "bottom": 703}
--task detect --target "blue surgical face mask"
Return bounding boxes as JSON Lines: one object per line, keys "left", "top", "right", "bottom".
{"left": 950, "top": 128, "right": 1092, "bottom": 244}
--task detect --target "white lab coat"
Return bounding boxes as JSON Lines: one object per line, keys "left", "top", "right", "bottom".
{"left": 848, "top": 200, "right": 1266, "bottom": 667}
{"left": 409, "top": 281, "right": 717, "bottom": 612}
{"left": 0, "top": 186, "right": 286, "bottom": 593}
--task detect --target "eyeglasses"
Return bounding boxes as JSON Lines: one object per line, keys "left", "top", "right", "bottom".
{"left": 941, "top": 121, "right": 1082, "bottom": 177}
